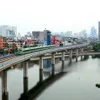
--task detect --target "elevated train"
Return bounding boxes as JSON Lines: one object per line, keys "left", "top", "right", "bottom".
{"left": 16, "top": 45, "right": 57, "bottom": 55}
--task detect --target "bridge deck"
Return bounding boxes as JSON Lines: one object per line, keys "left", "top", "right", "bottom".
{"left": 0, "top": 44, "right": 88, "bottom": 72}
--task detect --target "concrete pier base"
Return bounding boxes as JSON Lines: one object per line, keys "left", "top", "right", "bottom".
{"left": 69, "top": 58, "right": 72, "bottom": 63}
{"left": 39, "top": 69, "right": 43, "bottom": 82}
{"left": 69, "top": 50, "right": 72, "bottom": 63}
{"left": 76, "top": 49, "right": 78, "bottom": 62}
{"left": 39, "top": 56, "right": 43, "bottom": 82}
{"left": 23, "top": 77, "right": 28, "bottom": 94}
{"left": 2, "top": 92, "right": 9, "bottom": 100}
{"left": 23, "top": 60, "right": 29, "bottom": 99}
{"left": 81, "top": 48, "right": 83, "bottom": 61}
{"left": 1, "top": 70, "right": 8, "bottom": 100}
{"left": 52, "top": 53, "right": 55, "bottom": 76}
{"left": 52, "top": 64, "right": 55, "bottom": 76}
{"left": 81, "top": 56, "right": 83, "bottom": 60}
{"left": 76, "top": 57, "right": 78, "bottom": 62}
{"left": 62, "top": 51, "right": 65, "bottom": 71}
{"left": 62, "top": 60, "right": 64, "bottom": 71}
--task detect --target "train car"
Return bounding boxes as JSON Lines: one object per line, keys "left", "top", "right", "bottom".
{"left": 16, "top": 45, "right": 56, "bottom": 55}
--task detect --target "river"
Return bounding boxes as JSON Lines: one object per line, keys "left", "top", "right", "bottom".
{"left": 0, "top": 57, "right": 100, "bottom": 100}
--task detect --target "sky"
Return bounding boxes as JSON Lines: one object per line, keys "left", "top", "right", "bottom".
{"left": 0, "top": 0, "right": 100, "bottom": 36}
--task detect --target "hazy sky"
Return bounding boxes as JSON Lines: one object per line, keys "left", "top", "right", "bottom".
{"left": 0, "top": 0, "right": 100, "bottom": 35}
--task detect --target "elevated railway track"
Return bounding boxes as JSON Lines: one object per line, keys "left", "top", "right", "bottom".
{"left": 0, "top": 44, "right": 89, "bottom": 72}
{"left": 0, "top": 55, "right": 16, "bottom": 63}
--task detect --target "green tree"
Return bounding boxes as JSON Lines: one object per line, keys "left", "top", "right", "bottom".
{"left": 0, "top": 48, "right": 4, "bottom": 54}
{"left": 93, "top": 43, "right": 100, "bottom": 51}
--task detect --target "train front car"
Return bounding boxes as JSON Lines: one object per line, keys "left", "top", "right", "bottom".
{"left": 16, "top": 49, "right": 24, "bottom": 55}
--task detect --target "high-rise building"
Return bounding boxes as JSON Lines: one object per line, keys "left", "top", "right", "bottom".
{"left": 32, "top": 31, "right": 45, "bottom": 41}
{"left": 98, "top": 22, "right": 100, "bottom": 41}
{"left": 32, "top": 29, "right": 51, "bottom": 41}
{"left": 0, "top": 25, "right": 17, "bottom": 38}
{"left": 17, "top": 33, "right": 21, "bottom": 40}
{"left": 90, "top": 26, "right": 97, "bottom": 38}
{"left": 79, "top": 30, "right": 87, "bottom": 38}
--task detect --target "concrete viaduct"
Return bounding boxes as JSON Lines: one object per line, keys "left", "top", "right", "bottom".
{"left": 0, "top": 43, "right": 93, "bottom": 100}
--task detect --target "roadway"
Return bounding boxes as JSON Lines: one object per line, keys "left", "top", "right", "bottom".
{"left": 0, "top": 44, "right": 89, "bottom": 72}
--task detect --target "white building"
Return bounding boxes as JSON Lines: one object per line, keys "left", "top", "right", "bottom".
{"left": 65, "top": 31, "right": 73, "bottom": 37}
{"left": 73, "top": 33, "right": 79, "bottom": 38}
{"left": 0, "top": 25, "right": 17, "bottom": 38}
{"left": 17, "top": 33, "right": 22, "bottom": 40}
{"left": 79, "top": 30, "right": 87, "bottom": 38}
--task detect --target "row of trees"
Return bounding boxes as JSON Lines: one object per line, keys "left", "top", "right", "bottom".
{"left": 92, "top": 43, "right": 100, "bottom": 52}
{"left": 0, "top": 42, "right": 18, "bottom": 54}
{"left": 0, "top": 48, "right": 18, "bottom": 54}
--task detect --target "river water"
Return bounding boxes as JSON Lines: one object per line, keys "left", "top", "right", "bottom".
{"left": 0, "top": 57, "right": 100, "bottom": 100}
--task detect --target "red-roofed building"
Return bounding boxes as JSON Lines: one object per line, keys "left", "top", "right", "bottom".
{"left": 0, "top": 36, "right": 4, "bottom": 48}
{"left": 25, "top": 39, "right": 34, "bottom": 46}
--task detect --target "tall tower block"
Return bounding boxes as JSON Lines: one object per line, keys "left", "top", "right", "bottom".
{"left": 98, "top": 22, "right": 100, "bottom": 41}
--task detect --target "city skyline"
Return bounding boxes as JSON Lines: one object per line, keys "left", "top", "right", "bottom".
{"left": 0, "top": 24, "right": 98, "bottom": 39}
{"left": 0, "top": 0, "right": 100, "bottom": 35}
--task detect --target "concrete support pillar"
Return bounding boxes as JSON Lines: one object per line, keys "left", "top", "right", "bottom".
{"left": 23, "top": 61, "right": 28, "bottom": 95}
{"left": 76, "top": 49, "right": 78, "bottom": 62}
{"left": 69, "top": 50, "right": 72, "bottom": 63}
{"left": 23, "top": 61, "right": 28, "bottom": 78}
{"left": 39, "top": 56, "right": 43, "bottom": 82}
{"left": 62, "top": 51, "right": 65, "bottom": 71}
{"left": 1, "top": 70, "right": 9, "bottom": 100}
{"left": 81, "top": 55, "right": 83, "bottom": 61}
{"left": 51, "top": 53, "right": 55, "bottom": 76}
{"left": 81, "top": 48, "right": 83, "bottom": 60}
{"left": 23, "top": 77, "right": 28, "bottom": 95}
